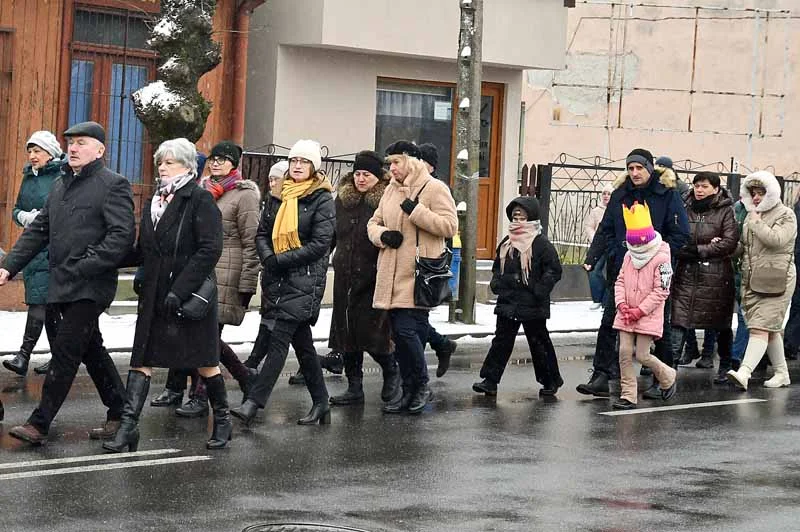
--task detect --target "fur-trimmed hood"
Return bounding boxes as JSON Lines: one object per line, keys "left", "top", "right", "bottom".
{"left": 614, "top": 166, "right": 677, "bottom": 190}
{"left": 337, "top": 171, "right": 390, "bottom": 210}
{"left": 741, "top": 170, "right": 782, "bottom": 213}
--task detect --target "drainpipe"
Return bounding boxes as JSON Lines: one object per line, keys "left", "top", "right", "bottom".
{"left": 232, "top": 0, "right": 266, "bottom": 145}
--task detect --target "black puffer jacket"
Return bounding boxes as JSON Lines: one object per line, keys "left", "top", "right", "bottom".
{"left": 491, "top": 196, "right": 562, "bottom": 321}
{"left": 3, "top": 159, "right": 135, "bottom": 307}
{"left": 671, "top": 188, "right": 738, "bottom": 329}
{"left": 256, "top": 185, "right": 335, "bottom": 325}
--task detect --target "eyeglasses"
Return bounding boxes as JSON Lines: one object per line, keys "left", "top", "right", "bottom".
{"left": 208, "top": 156, "right": 230, "bottom": 165}
{"left": 289, "top": 157, "right": 312, "bottom": 166}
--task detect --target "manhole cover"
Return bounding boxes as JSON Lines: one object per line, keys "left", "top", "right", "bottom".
{"left": 243, "top": 525, "right": 373, "bottom": 532}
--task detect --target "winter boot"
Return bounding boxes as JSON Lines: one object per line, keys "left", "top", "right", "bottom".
{"left": 435, "top": 339, "right": 457, "bottom": 378}
{"left": 319, "top": 351, "right": 344, "bottom": 375}
{"left": 695, "top": 352, "right": 715, "bottom": 369}
{"left": 330, "top": 352, "right": 364, "bottom": 405}
{"left": 298, "top": 402, "right": 331, "bottom": 425}
{"left": 3, "top": 314, "right": 44, "bottom": 376}
{"left": 575, "top": 371, "right": 610, "bottom": 397}
{"left": 176, "top": 377, "right": 208, "bottom": 418}
{"left": 103, "top": 371, "right": 150, "bottom": 453}
{"left": 727, "top": 337, "right": 768, "bottom": 390}
{"left": 407, "top": 384, "right": 433, "bottom": 414}
{"left": 33, "top": 360, "right": 51, "bottom": 375}
{"left": 205, "top": 373, "right": 233, "bottom": 449}
{"left": 764, "top": 336, "right": 791, "bottom": 388}
{"left": 288, "top": 369, "right": 305, "bottom": 385}
{"left": 373, "top": 352, "right": 402, "bottom": 403}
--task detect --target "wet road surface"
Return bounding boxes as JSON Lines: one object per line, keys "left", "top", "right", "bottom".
{"left": 0, "top": 346, "right": 798, "bottom": 532}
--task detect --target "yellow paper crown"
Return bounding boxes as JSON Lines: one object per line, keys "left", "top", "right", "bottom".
{"left": 622, "top": 201, "right": 653, "bottom": 230}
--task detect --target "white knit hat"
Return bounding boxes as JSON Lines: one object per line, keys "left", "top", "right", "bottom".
{"left": 289, "top": 139, "right": 322, "bottom": 171}
{"left": 26, "top": 131, "right": 63, "bottom": 159}
{"left": 269, "top": 160, "right": 289, "bottom": 178}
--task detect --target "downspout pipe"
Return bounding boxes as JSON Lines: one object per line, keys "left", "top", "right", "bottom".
{"left": 232, "top": 0, "right": 266, "bottom": 145}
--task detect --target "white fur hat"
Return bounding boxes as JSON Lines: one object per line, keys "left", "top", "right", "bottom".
{"left": 26, "top": 131, "right": 63, "bottom": 159}
{"left": 289, "top": 139, "right": 322, "bottom": 171}
{"left": 269, "top": 160, "right": 289, "bottom": 178}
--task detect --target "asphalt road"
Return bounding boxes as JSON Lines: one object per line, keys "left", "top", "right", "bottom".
{"left": 0, "top": 343, "right": 798, "bottom": 532}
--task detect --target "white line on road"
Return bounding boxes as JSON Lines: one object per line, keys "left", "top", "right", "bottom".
{"left": 599, "top": 398, "right": 767, "bottom": 416}
{"left": 0, "top": 448, "right": 183, "bottom": 470}
{"left": 0, "top": 455, "right": 211, "bottom": 481}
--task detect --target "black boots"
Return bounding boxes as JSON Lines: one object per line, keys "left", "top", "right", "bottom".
{"left": 297, "top": 402, "right": 331, "bottom": 425}
{"left": 150, "top": 388, "right": 184, "bottom": 407}
{"left": 288, "top": 369, "right": 305, "bottom": 385}
{"left": 374, "top": 353, "right": 402, "bottom": 403}
{"left": 103, "top": 370, "right": 150, "bottom": 453}
{"left": 231, "top": 399, "right": 259, "bottom": 427}
{"left": 176, "top": 377, "right": 208, "bottom": 418}
{"left": 3, "top": 314, "right": 44, "bottom": 376}
{"left": 575, "top": 371, "right": 610, "bottom": 397}
{"left": 435, "top": 339, "right": 457, "bottom": 378}
{"left": 204, "top": 373, "right": 232, "bottom": 449}
{"left": 472, "top": 379, "right": 498, "bottom": 396}
{"left": 33, "top": 361, "right": 51, "bottom": 375}
{"left": 319, "top": 351, "right": 344, "bottom": 375}
{"left": 330, "top": 352, "right": 364, "bottom": 405}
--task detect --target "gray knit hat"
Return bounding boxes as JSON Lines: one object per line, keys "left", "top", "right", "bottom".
{"left": 26, "top": 131, "right": 63, "bottom": 159}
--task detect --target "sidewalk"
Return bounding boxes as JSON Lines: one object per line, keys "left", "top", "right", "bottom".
{"left": 0, "top": 300, "right": 604, "bottom": 356}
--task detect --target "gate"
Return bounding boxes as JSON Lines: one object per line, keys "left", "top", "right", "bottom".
{"left": 523, "top": 154, "right": 800, "bottom": 264}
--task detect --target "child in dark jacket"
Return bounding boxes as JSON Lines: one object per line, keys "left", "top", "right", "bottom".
{"left": 473, "top": 196, "right": 564, "bottom": 396}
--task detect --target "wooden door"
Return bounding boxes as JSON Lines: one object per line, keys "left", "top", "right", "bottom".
{"left": 476, "top": 83, "right": 504, "bottom": 259}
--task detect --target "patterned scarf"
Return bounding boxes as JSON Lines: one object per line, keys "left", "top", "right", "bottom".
{"left": 272, "top": 175, "right": 334, "bottom": 254}
{"left": 499, "top": 221, "right": 541, "bottom": 285}
{"left": 627, "top": 232, "right": 663, "bottom": 269}
{"left": 151, "top": 171, "right": 195, "bottom": 228}
{"left": 204, "top": 168, "right": 242, "bottom": 200}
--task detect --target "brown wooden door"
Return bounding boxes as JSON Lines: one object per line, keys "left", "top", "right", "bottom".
{"left": 476, "top": 83, "right": 504, "bottom": 259}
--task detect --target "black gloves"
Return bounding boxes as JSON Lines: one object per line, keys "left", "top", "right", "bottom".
{"left": 679, "top": 244, "right": 699, "bottom": 258}
{"left": 240, "top": 292, "right": 253, "bottom": 309}
{"left": 264, "top": 255, "right": 280, "bottom": 274}
{"left": 400, "top": 198, "right": 418, "bottom": 215}
{"left": 380, "top": 230, "right": 404, "bottom": 249}
{"left": 164, "top": 291, "right": 181, "bottom": 315}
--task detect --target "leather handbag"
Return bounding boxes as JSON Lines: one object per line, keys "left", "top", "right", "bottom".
{"left": 411, "top": 182, "right": 453, "bottom": 307}
{"left": 172, "top": 205, "right": 217, "bottom": 320}
{"left": 749, "top": 266, "right": 788, "bottom": 297}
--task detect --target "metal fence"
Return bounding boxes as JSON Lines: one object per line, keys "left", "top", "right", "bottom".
{"left": 522, "top": 154, "right": 800, "bottom": 264}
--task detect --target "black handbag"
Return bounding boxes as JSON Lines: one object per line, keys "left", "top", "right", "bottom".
{"left": 411, "top": 182, "right": 453, "bottom": 307}
{"left": 171, "top": 205, "right": 217, "bottom": 320}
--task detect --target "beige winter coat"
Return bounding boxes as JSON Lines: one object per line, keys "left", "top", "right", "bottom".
{"left": 368, "top": 161, "right": 458, "bottom": 310}
{"left": 584, "top": 205, "right": 605, "bottom": 243}
{"left": 213, "top": 179, "right": 261, "bottom": 325}
{"left": 740, "top": 172, "right": 797, "bottom": 332}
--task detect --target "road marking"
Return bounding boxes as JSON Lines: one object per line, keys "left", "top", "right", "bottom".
{"left": 599, "top": 398, "right": 767, "bottom": 416}
{"left": 0, "top": 455, "right": 211, "bottom": 481}
{"left": 0, "top": 448, "right": 182, "bottom": 470}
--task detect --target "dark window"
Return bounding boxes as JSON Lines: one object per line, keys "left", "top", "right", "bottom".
{"left": 72, "top": 9, "right": 151, "bottom": 49}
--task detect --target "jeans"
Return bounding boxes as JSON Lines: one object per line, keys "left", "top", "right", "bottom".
{"left": 427, "top": 325, "right": 448, "bottom": 352}
{"left": 588, "top": 254, "right": 607, "bottom": 304}
{"left": 684, "top": 329, "right": 717, "bottom": 356}
{"left": 480, "top": 316, "right": 562, "bottom": 387}
{"left": 672, "top": 326, "right": 732, "bottom": 368}
{"left": 29, "top": 300, "right": 125, "bottom": 433}
{"left": 732, "top": 303, "right": 749, "bottom": 362}
{"left": 247, "top": 319, "right": 328, "bottom": 408}
{"left": 390, "top": 309, "right": 431, "bottom": 391}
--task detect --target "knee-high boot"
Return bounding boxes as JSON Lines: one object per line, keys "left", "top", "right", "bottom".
{"left": 4, "top": 313, "right": 44, "bottom": 376}
{"left": 727, "top": 337, "right": 768, "bottom": 390}
{"left": 204, "top": 373, "right": 232, "bottom": 449}
{"left": 764, "top": 335, "right": 791, "bottom": 388}
{"left": 372, "top": 352, "right": 402, "bottom": 403}
{"left": 103, "top": 370, "right": 150, "bottom": 453}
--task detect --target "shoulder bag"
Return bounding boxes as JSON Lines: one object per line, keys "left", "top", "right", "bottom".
{"left": 172, "top": 204, "right": 217, "bottom": 320}
{"left": 747, "top": 224, "right": 791, "bottom": 297}
{"left": 411, "top": 182, "right": 453, "bottom": 307}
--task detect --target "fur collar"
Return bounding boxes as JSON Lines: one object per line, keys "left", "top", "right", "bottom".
{"left": 337, "top": 171, "right": 389, "bottom": 209}
{"left": 741, "top": 171, "right": 782, "bottom": 213}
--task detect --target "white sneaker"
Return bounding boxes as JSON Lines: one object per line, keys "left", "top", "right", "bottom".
{"left": 589, "top": 302, "right": 603, "bottom": 310}
{"left": 764, "top": 373, "right": 791, "bottom": 388}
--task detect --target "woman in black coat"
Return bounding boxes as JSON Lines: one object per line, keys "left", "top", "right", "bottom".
{"left": 473, "top": 196, "right": 564, "bottom": 396}
{"left": 103, "top": 138, "right": 230, "bottom": 452}
{"left": 328, "top": 152, "right": 401, "bottom": 406}
{"left": 232, "top": 139, "right": 336, "bottom": 426}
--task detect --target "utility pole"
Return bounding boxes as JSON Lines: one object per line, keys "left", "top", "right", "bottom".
{"left": 453, "top": 0, "right": 483, "bottom": 324}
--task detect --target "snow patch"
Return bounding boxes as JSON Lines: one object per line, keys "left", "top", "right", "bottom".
{"left": 152, "top": 18, "right": 176, "bottom": 38}
{"left": 133, "top": 81, "right": 182, "bottom": 111}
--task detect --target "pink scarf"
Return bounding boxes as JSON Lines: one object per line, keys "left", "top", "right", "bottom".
{"left": 204, "top": 168, "right": 242, "bottom": 200}
{"left": 499, "top": 221, "right": 541, "bottom": 285}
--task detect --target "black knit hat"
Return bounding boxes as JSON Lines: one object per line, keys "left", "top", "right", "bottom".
{"left": 384, "top": 140, "right": 421, "bottom": 160}
{"left": 505, "top": 196, "right": 540, "bottom": 222}
{"left": 64, "top": 121, "right": 106, "bottom": 145}
{"left": 210, "top": 140, "right": 243, "bottom": 168}
{"left": 626, "top": 148, "right": 654, "bottom": 175}
{"left": 354, "top": 150, "right": 385, "bottom": 179}
{"left": 419, "top": 143, "right": 439, "bottom": 170}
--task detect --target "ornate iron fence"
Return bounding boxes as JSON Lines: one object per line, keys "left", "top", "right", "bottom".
{"left": 526, "top": 154, "right": 800, "bottom": 264}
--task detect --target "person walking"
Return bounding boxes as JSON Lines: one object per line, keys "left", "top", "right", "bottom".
{"left": 472, "top": 196, "right": 563, "bottom": 396}
{"left": 328, "top": 150, "right": 401, "bottom": 406}
{"left": 232, "top": 139, "right": 335, "bottom": 426}
{"left": 669, "top": 172, "right": 738, "bottom": 383}
{"left": 579, "top": 148, "right": 688, "bottom": 398}
{"left": 727, "top": 171, "right": 797, "bottom": 390}
{"left": 3, "top": 131, "right": 63, "bottom": 376}
{"left": 781, "top": 187, "right": 800, "bottom": 360}
{"left": 583, "top": 183, "right": 613, "bottom": 310}
{"left": 612, "top": 202, "right": 677, "bottom": 409}
{"left": 0, "top": 121, "right": 132, "bottom": 445}
{"left": 103, "top": 138, "right": 231, "bottom": 452}
{"left": 367, "top": 140, "right": 458, "bottom": 414}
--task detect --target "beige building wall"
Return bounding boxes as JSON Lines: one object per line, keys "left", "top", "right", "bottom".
{"left": 523, "top": 0, "right": 800, "bottom": 176}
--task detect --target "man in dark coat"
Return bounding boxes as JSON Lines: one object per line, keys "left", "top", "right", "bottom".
{"left": 0, "top": 121, "right": 135, "bottom": 445}
{"left": 580, "top": 148, "right": 689, "bottom": 397}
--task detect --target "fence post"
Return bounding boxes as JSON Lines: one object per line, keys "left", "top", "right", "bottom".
{"left": 728, "top": 174, "right": 741, "bottom": 202}
{"left": 537, "top": 164, "right": 552, "bottom": 237}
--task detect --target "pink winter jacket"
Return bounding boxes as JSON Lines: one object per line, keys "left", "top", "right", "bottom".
{"left": 613, "top": 241, "right": 672, "bottom": 338}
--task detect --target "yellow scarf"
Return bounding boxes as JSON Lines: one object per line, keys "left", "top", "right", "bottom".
{"left": 272, "top": 175, "right": 333, "bottom": 254}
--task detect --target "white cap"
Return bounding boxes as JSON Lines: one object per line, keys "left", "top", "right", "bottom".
{"left": 288, "top": 139, "right": 322, "bottom": 171}
{"left": 269, "top": 160, "right": 289, "bottom": 178}
{"left": 26, "top": 131, "right": 63, "bottom": 159}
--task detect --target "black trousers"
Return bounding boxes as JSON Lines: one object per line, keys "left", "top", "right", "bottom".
{"left": 593, "top": 281, "right": 620, "bottom": 379}
{"left": 480, "top": 316, "right": 562, "bottom": 387}
{"left": 28, "top": 300, "right": 125, "bottom": 433}
{"left": 247, "top": 319, "right": 328, "bottom": 408}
